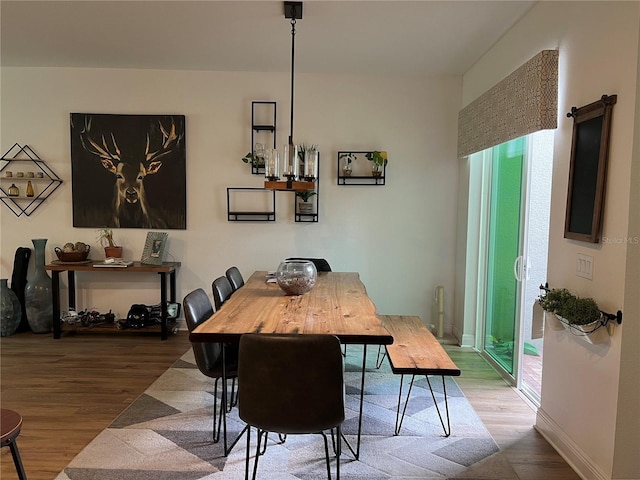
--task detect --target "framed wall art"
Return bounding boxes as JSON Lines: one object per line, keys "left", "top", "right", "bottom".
{"left": 564, "top": 94, "right": 617, "bottom": 243}
{"left": 141, "top": 231, "right": 168, "bottom": 265}
{"left": 70, "top": 113, "right": 186, "bottom": 229}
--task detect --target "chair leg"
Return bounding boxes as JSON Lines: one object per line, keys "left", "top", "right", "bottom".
{"left": 244, "top": 425, "right": 251, "bottom": 480}
{"left": 213, "top": 377, "right": 225, "bottom": 443}
{"left": 9, "top": 440, "right": 27, "bottom": 480}
{"left": 336, "top": 425, "right": 341, "bottom": 480}
{"left": 251, "top": 429, "right": 267, "bottom": 480}
{"left": 320, "top": 431, "right": 332, "bottom": 480}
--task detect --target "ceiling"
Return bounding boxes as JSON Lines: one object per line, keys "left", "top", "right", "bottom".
{"left": 1, "top": 1, "right": 535, "bottom": 76}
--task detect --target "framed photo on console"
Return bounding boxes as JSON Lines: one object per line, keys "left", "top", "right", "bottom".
{"left": 141, "top": 231, "right": 168, "bottom": 265}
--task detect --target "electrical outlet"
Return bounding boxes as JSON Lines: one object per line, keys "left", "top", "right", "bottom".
{"left": 576, "top": 253, "right": 593, "bottom": 280}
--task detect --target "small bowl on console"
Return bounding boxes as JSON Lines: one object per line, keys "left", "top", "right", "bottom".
{"left": 54, "top": 246, "right": 90, "bottom": 262}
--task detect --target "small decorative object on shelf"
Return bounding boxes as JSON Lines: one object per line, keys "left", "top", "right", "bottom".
{"left": 275, "top": 259, "right": 317, "bottom": 295}
{"left": 296, "top": 190, "right": 316, "bottom": 214}
{"left": 26, "top": 180, "right": 34, "bottom": 197}
{"left": 365, "top": 151, "right": 388, "bottom": 177}
{"left": 339, "top": 152, "right": 356, "bottom": 177}
{"left": 242, "top": 143, "right": 266, "bottom": 169}
{"left": 7, "top": 183, "right": 19, "bottom": 196}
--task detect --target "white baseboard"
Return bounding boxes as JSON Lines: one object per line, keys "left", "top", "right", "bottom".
{"left": 535, "top": 408, "right": 609, "bottom": 480}
{"left": 452, "top": 324, "right": 474, "bottom": 348}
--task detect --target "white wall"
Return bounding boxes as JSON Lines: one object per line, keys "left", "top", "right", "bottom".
{"left": 0, "top": 67, "right": 461, "bottom": 332}
{"left": 459, "top": 2, "right": 639, "bottom": 479}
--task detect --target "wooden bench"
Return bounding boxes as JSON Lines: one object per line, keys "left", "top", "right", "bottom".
{"left": 379, "top": 315, "right": 461, "bottom": 437}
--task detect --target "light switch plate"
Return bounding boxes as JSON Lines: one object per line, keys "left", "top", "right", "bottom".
{"left": 576, "top": 253, "right": 593, "bottom": 280}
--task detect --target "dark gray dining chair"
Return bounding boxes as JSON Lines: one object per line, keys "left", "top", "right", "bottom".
{"left": 225, "top": 266, "right": 245, "bottom": 292}
{"left": 286, "top": 257, "right": 332, "bottom": 272}
{"left": 238, "top": 333, "right": 344, "bottom": 480}
{"left": 212, "top": 275, "right": 234, "bottom": 310}
{"left": 183, "top": 288, "right": 238, "bottom": 448}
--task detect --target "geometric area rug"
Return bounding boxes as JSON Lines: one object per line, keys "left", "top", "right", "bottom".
{"left": 55, "top": 345, "right": 518, "bottom": 479}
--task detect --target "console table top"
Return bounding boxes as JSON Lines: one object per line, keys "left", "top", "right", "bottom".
{"left": 45, "top": 261, "right": 181, "bottom": 273}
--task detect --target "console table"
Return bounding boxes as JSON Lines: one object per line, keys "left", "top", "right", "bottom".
{"left": 45, "top": 261, "right": 181, "bottom": 340}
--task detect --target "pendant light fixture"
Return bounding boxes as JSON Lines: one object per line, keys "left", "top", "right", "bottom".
{"left": 264, "top": 1, "right": 315, "bottom": 191}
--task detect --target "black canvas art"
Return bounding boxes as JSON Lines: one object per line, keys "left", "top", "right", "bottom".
{"left": 70, "top": 113, "right": 186, "bottom": 229}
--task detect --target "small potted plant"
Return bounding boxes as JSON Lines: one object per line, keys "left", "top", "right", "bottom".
{"left": 339, "top": 153, "right": 356, "bottom": 177}
{"left": 241, "top": 152, "right": 265, "bottom": 168}
{"left": 98, "top": 228, "right": 123, "bottom": 258}
{"left": 295, "top": 190, "right": 317, "bottom": 214}
{"left": 365, "top": 151, "right": 388, "bottom": 177}
{"left": 242, "top": 143, "right": 266, "bottom": 169}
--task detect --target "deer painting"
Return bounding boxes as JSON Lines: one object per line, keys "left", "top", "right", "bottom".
{"left": 70, "top": 114, "right": 186, "bottom": 229}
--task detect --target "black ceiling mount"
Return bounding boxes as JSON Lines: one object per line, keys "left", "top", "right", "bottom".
{"left": 284, "top": 1, "right": 303, "bottom": 20}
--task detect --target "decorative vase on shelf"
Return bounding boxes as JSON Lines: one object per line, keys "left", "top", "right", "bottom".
{"left": 24, "top": 238, "right": 53, "bottom": 333}
{"left": 1, "top": 279, "right": 22, "bottom": 337}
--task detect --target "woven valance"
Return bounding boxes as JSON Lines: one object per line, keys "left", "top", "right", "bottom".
{"left": 457, "top": 50, "right": 558, "bottom": 158}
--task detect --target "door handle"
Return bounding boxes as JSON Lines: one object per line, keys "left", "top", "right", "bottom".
{"left": 513, "top": 255, "right": 522, "bottom": 282}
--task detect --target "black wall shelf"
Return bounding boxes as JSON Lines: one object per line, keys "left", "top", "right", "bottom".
{"left": 227, "top": 187, "right": 276, "bottom": 222}
{"left": 0, "top": 143, "right": 63, "bottom": 217}
{"left": 250, "top": 101, "right": 277, "bottom": 175}
{"left": 337, "top": 151, "right": 387, "bottom": 185}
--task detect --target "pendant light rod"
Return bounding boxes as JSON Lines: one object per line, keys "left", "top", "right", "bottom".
{"left": 289, "top": 17, "right": 296, "bottom": 144}
{"left": 284, "top": 2, "right": 303, "bottom": 145}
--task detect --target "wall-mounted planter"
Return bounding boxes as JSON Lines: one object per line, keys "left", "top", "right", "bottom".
{"left": 539, "top": 284, "right": 622, "bottom": 345}
{"left": 547, "top": 311, "right": 610, "bottom": 344}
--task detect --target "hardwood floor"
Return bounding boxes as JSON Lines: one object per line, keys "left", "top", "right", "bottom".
{"left": 1, "top": 331, "right": 579, "bottom": 480}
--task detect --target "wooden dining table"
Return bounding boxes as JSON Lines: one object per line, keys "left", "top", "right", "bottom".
{"left": 190, "top": 270, "right": 394, "bottom": 458}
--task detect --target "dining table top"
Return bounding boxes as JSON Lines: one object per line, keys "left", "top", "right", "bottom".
{"left": 190, "top": 271, "right": 394, "bottom": 345}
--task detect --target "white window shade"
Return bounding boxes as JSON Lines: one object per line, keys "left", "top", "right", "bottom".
{"left": 458, "top": 50, "right": 559, "bottom": 158}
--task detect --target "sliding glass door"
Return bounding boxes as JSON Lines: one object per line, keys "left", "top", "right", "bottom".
{"left": 474, "top": 131, "right": 553, "bottom": 403}
{"left": 483, "top": 138, "right": 525, "bottom": 375}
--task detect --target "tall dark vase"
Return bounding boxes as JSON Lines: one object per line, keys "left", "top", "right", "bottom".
{"left": 1, "top": 278, "right": 22, "bottom": 336}
{"left": 24, "top": 238, "right": 53, "bottom": 333}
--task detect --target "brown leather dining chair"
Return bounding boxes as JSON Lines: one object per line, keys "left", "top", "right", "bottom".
{"left": 238, "top": 333, "right": 345, "bottom": 480}
{"left": 225, "top": 266, "right": 245, "bottom": 292}
{"left": 183, "top": 288, "right": 238, "bottom": 450}
{"left": 212, "top": 275, "right": 234, "bottom": 310}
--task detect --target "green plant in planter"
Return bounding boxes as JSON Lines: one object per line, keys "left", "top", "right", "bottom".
{"left": 557, "top": 296, "right": 601, "bottom": 325}
{"left": 295, "top": 190, "right": 317, "bottom": 202}
{"left": 538, "top": 288, "right": 601, "bottom": 325}
{"left": 242, "top": 152, "right": 265, "bottom": 167}
{"left": 538, "top": 288, "right": 573, "bottom": 313}
{"left": 365, "top": 150, "right": 388, "bottom": 176}
{"left": 97, "top": 228, "right": 116, "bottom": 248}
